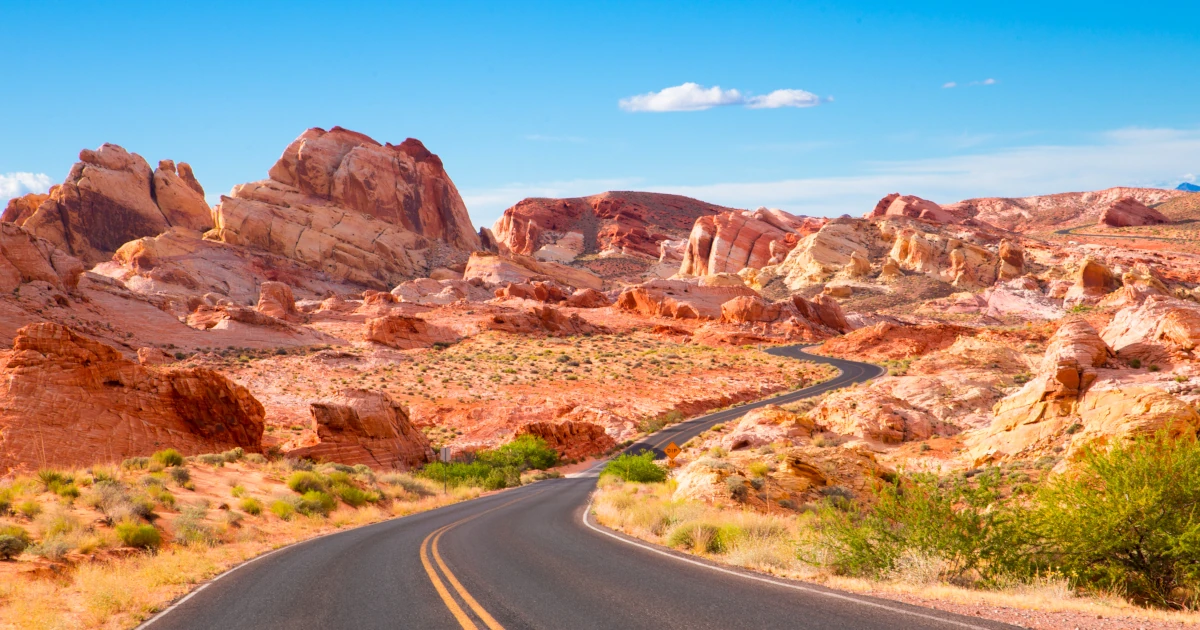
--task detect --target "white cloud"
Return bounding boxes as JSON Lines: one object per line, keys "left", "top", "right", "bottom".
{"left": 979, "top": 78, "right": 997, "bottom": 85}
{"left": 745, "top": 89, "right": 821, "bottom": 109}
{"left": 651, "top": 127, "right": 1200, "bottom": 216}
{"left": 619, "top": 83, "right": 824, "bottom": 112}
{"left": 942, "top": 81, "right": 957, "bottom": 89}
{"left": 944, "top": 78, "right": 997, "bottom": 89}
{"left": 619, "top": 83, "right": 744, "bottom": 112}
{"left": 0, "top": 172, "right": 52, "bottom": 205}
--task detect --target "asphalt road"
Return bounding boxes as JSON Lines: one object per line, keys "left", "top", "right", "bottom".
{"left": 142, "top": 346, "right": 1019, "bottom": 630}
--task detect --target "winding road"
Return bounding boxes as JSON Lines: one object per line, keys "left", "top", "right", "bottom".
{"left": 141, "top": 346, "right": 1018, "bottom": 630}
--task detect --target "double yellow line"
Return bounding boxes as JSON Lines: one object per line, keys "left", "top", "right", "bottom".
{"left": 420, "top": 491, "right": 543, "bottom": 629}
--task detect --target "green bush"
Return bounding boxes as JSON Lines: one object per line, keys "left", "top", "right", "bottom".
{"left": 287, "top": 471, "right": 326, "bottom": 494}
{"left": 168, "top": 466, "right": 190, "bottom": 485}
{"left": 121, "top": 457, "right": 150, "bottom": 470}
{"left": 115, "top": 521, "right": 161, "bottom": 549}
{"left": 16, "top": 500, "right": 42, "bottom": 519}
{"left": 37, "top": 469, "right": 72, "bottom": 491}
{"left": 476, "top": 435, "right": 558, "bottom": 471}
{"left": 221, "top": 447, "right": 245, "bottom": 462}
{"left": 230, "top": 485, "right": 246, "bottom": 498}
{"left": 416, "top": 435, "right": 558, "bottom": 490}
{"left": 667, "top": 522, "right": 726, "bottom": 553}
{"left": 1032, "top": 435, "right": 1200, "bottom": 609}
{"left": 601, "top": 452, "right": 667, "bottom": 483}
{"left": 270, "top": 500, "right": 295, "bottom": 520}
{"left": 239, "top": 498, "right": 263, "bottom": 516}
{"left": 174, "top": 505, "right": 217, "bottom": 545}
{"left": 195, "top": 453, "right": 225, "bottom": 467}
{"left": 152, "top": 449, "right": 185, "bottom": 467}
{"left": 332, "top": 483, "right": 375, "bottom": 508}
{"left": 812, "top": 468, "right": 1029, "bottom": 585}
{"left": 0, "top": 525, "right": 30, "bottom": 560}
{"left": 296, "top": 491, "right": 336, "bottom": 517}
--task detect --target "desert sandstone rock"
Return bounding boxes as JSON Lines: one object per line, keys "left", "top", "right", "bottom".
{"left": 679, "top": 208, "right": 824, "bottom": 277}
{"left": 290, "top": 389, "right": 433, "bottom": 470}
{"left": 867, "top": 193, "right": 960, "bottom": 223}
{"left": 518, "top": 420, "right": 616, "bottom": 460}
{"left": 0, "top": 323, "right": 264, "bottom": 473}
{"left": 212, "top": 127, "right": 481, "bottom": 289}
{"left": 255, "top": 281, "right": 300, "bottom": 320}
{"left": 494, "top": 191, "right": 730, "bottom": 259}
{"left": 615, "top": 279, "right": 758, "bottom": 320}
{"left": 4, "top": 144, "right": 210, "bottom": 266}
{"left": 1062, "top": 258, "right": 1120, "bottom": 307}
{"left": 1101, "top": 296, "right": 1200, "bottom": 361}
{"left": 462, "top": 252, "right": 602, "bottom": 291}
{"left": 1098, "top": 197, "right": 1171, "bottom": 228}
{"left": 0, "top": 222, "right": 83, "bottom": 293}
{"left": 365, "top": 315, "right": 458, "bottom": 349}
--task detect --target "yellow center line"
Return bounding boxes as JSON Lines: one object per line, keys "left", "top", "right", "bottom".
{"left": 419, "top": 490, "right": 545, "bottom": 629}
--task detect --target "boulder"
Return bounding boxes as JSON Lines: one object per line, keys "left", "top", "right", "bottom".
{"left": 615, "top": 278, "right": 758, "bottom": 320}
{"left": 462, "top": 252, "right": 602, "bottom": 291}
{"left": 1101, "top": 296, "right": 1200, "bottom": 362}
{"left": 0, "top": 222, "right": 83, "bottom": 294}
{"left": 1099, "top": 197, "right": 1170, "bottom": 228}
{"left": 564, "top": 288, "right": 611, "bottom": 309}
{"left": 255, "top": 281, "right": 299, "bottom": 320}
{"left": 291, "top": 389, "right": 433, "bottom": 470}
{"left": 365, "top": 315, "right": 458, "bottom": 349}
{"left": 0, "top": 323, "right": 264, "bottom": 473}
{"left": 1063, "top": 258, "right": 1120, "bottom": 307}
{"left": 867, "top": 193, "right": 960, "bottom": 223}
{"left": 494, "top": 281, "right": 569, "bottom": 303}
{"left": 484, "top": 305, "right": 600, "bottom": 336}
{"left": 152, "top": 159, "right": 212, "bottom": 232}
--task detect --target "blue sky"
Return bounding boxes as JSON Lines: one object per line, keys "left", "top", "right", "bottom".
{"left": 2, "top": 1, "right": 1199, "bottom": 228}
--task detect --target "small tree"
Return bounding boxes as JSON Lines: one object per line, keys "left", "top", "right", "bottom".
{"left": 1033, "top": 434, "right": 1200, "bottom": 609}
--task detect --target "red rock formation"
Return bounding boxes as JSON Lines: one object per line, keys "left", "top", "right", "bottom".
{"left": 0, "top": 193, "right": 48, "bottom": 225}
{"left": 0, "top": 223, "right": 83, "bottom": 293}
{"left": 564, "top": 288, "right": 611, "bottom": 308}
{"left": 0, "top": 323, "right": 264, "bottom": 473}
{"left": 485, "top": 305, "right": 600, "bottom": 335}
{"left": 494, "top": 281, "right": 569, "bottom": 303}
{"left": 365, "top": 315, "right": 458, "bottom": 349}
{"left": 615, "top": 279, "right": 758, "bottom": 320}
{"left": 1063, "top": 258, "right": 1120, "bottom": 307}
{"left": 518, "top": 420, "right": 615, "bottom": 460}
{"left": 944, "top": 186, "right": 1183, "bottom": 232}
{"left": 867, "top": 193, "right": 960, "bottom": 223}
{"left": 819, "top": 321, "right": 973, "bottom": 361}
{"left": 493, "top": 191, "right": 733, "bottom": 259}
{"left": 212, "top": 127, "right": 480, "bottom": 288}
{"left": 1098, "top": 197, "right": 1171, "bottom": 228}
{"left": 255, "top": 281, "right": 299, "bottom": 320}
{"left": 463, "top": 252, "right": 602, "bottom": 291}
{"left": 680, "top": 208, "right": 825, "bottom": 276}
{"left": 4, "top": 145, "right": 211, "bottom": 266}
{"left": 290, "top": 389, "right": 433, "bottom": 470}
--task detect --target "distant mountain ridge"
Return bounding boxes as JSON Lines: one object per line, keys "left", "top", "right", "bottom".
{"left": 1178, "top": 182, "right": 1200, "bottom": 192}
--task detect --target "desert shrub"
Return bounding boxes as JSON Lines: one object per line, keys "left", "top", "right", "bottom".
{"left": 320, "top": 463, "right": 355, "bottom": 475}
{"left": 418, "top": 436, "right": 555, "bottom": 490}
{"left": 174, "top": 505, "right": 218, "bottom": 545}
{"left": 36, "top": 469, "right": 72, "bottom": 490}
{"left": 239, "top": 498, "right": 263, "bottom": 516}
{"left": 476, "top": 435, "right": 558, "bottom": 471}
{"left": 146, "top": 485, "right": 176, "bottom": 509}
{"left": 287, "top": 471, "right": 326, "bottom": 494}
{"left": 380, "top": 473, "right": 437, "bottom": 497}
{"left": 195, "top": 453, "right": 226, "bottom": 467}
{"left": 245, "top": 453, "right": 268, "bottom": 464}
{"left": 31, "top": 537, "right": 71, "bottom": 561}
{"left": 747, "top": 461, "right": 771, "bottom": 478}
{"left": 221, "top": 447, "right": 245, "bottom": 462}
{"left": 668, "top": 521, "right": 726, "bottom": 554}
{"left": 152, "top": 449, "right": 185, "bottom": 467}
{"left": 331, "top": 483, "right": 376, "bottom": 508}
{"left": 115, "top": 521, "right": 161, "bottom": 549}
{"left": 230, "top": 485, "right": 246, "bottom": 498}
{"left": 812, "top": 469, "right": 1030, "bottom": 586}
{"left": 602, "top": 452, "right": 667, "bottom": 483}
{"left": 121, "top": 457, "right": 149, "bottom": 470}
{"left": 270, "top": 500, "right": 295, "bottom": 520}
{"left": 37, "top": 508, "right": 81, "bottom": 539}
{"left": 296, "top": 491, "right": 336, "bottom": 517}
{"left": 482, "top": 467, "right": 520, "bottom": 491}
{"left": 52, "top": 481, "right": 80, "bottom": 500}
{"left": 1032, "top": 435, "right": 1200, "bottom": 609}
{"left": 0, "top": 525, "right": 30, "bottom": 560}
{"left": 85, "top": 480, "right": 155, "bottom": 523}
{"left": 16, "top": 500, "right": 42, "bottom": 520}
{"left": 167, "top": 466, "right": 191, "bottom": 485}
{"left": 725, "top": 475, "right": 749, "bottom": 501}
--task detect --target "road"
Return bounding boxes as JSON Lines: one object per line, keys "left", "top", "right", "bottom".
{"left": 142, "top": 346, "right": 1018, "bottom": 630}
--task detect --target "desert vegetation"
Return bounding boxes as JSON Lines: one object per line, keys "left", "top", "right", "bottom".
{"left": 0, "top": 449, "right": 480, "bottom": 629}
{"left": 594, "top": 434, "right": 1200, "bottom": 624}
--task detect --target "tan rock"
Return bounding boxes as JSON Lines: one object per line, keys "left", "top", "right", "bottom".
{"left": 679, "top": 208, "right": 822, "bottom": 276}
{"left": 291, "top": 389, "right": 433, "bottom": 470}
{"left": 255, "top": 281, "right": 299, "bottom": 320}
{"left": 462, "top": 252, "right": 602, "bottom": 291}
{"left": 1063, "top": 258, "right": 1119, "bottom": 307}
{"left": 153, "top": 160, "right": 212, "bottom": 232}
{"left": 615, "top": 278, "right": 757, "bottom": 320}
{"left": 365, "top": 315, "right": 458, "bottom": 349}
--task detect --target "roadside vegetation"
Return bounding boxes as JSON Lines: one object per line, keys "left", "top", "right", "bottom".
{"left": 593, "top": 433, "right": 1200, "bottom": 623}
{"left": 416, "top": 435, "right": 560, "bottom": 490}
{"left": 0, "top": 449, "right": 480, "bottom": 629}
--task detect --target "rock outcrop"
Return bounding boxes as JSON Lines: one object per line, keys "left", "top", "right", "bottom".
{"left": 1098, "top": 197, "right": 1171, "bottom": 228}
{"left": 1101, "top": 296, "right": 1200, "bottom": 362}
{"left": 3, "top": 144, "right": 211, "bottom": 266}
{"left": 565, "top": 288, "right": 611, "bottom": 308}
{"left": 484, "top": 305, "right": 600, "bottom": 336}
{"left": 944, "top": 187, "right": 1183, "bottom": 232}
{"left": 493, "top": 191, "right": 731, "bottom": 260}
{"left": 867, "top": 193, "right": 960, "bottom": 223}
{"left": 679, "top": 208, "right": 824, "bottom": 277}
{"left": 211, "top": 127, "right": 481, "bottom": 289}
{"left": 0, "top": 222, "right": 83, "bottom": 293}
{"left": 462, "top": 252, "right": 603, "bottom": 291}
{"left": 1062, "top": 258, "right": 1120, "bottom": 307}
{"left": 615, "top": 279, "right": 758, "bottom": 320}
{"left": 255, "top": 281, "right": 300, "bottom": 320}
{"left": 518, "top": 420, "right": 615, "bottom": 460}
{"left": 290, "top": 389, "right": 433, "bottom": 470}
{"left": 365, "top": 315, "right": 458, "bottom": 349}
{"left": 0, "top": 323, "right": 264, "bottom": 473}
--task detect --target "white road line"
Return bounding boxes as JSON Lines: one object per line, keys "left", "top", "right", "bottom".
{"left": 580, "top": 501, "right": 997, "bottom": 630}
